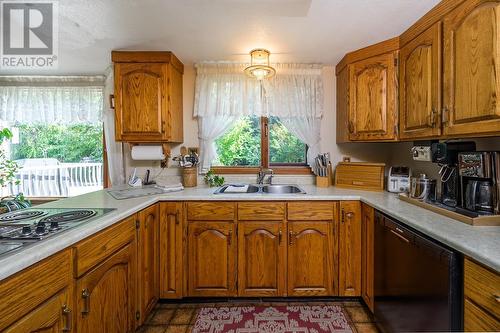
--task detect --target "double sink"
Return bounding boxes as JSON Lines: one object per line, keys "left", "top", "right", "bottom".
{"left": 214, "top": 184, "right": 306, "bottom": 195}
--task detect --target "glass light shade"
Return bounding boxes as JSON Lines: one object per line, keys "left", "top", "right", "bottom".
{"left": 244, "top": 49, "right": 276, "bottom": 80}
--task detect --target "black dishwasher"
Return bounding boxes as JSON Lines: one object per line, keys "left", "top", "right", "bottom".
{"left": 374, "top": 211, "right": 463, "bottom": 332}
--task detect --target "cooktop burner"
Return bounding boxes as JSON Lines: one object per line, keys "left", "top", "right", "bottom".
{"left": 0, "top": 210, "right": 47, "bottom": 222}
{"left": 0, "top": 207, "right": 115, "bottom": 257}
{"left": 39, "top": 210, "right": 97, "bottom": 224}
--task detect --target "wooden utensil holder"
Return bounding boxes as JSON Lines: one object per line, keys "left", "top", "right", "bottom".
{"left": 182, "top": 167, "right": 197, "bottom": 187}
{"left": 316, "top": 164, "right": 333, "bottom": 188}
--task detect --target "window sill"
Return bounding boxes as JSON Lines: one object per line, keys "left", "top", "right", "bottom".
{"left": 211, "top": 166, "right": 313, "bottom": 175}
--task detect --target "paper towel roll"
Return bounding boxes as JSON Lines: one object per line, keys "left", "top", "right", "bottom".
{"left": 131, "top": 145, "right": 165, "bottom": 160}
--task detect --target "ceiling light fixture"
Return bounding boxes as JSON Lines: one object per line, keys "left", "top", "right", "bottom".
{"left": 244, "top": 49, "right": 276, "bottom": 80}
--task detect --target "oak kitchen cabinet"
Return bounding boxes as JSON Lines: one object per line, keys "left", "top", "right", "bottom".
{"left": 399, "top": 22, "right": 442, "bottom": 139}
{"left": 237, "top": 202, "right": 286, "bottom": 297}
{"left": 339, "top": 201, "right": 362, "bottom": 297}
{"left": 159, "top": 202, "right": 184, "bottom": 299}
{"left": 187, "top": 221, "right": 237, "bottom": 296}
{"left": 464, "top": 258, "right": 500, "bottom": 331}
{"left": 361, "top": 203, "right": 375, "bottom": 312}
{"left": 287, "top": 202, "right": 337, "bottom": 296}
{"left": 336, "top": 38, "right": 399, "bottom": 142}
{"left": 442, "top": 0, "right": 500, "bottom": 137}
{"left": 0, "top": 250, "right": 73, "bottom": 332}
{"left": 112, "top": 51, "right": 184, "bottom": 143}
{"left": 137, "top": 204, "right": 159, "bottom": 324}
{"left": 74, "top": 216, "right": 137, "bottom": 333}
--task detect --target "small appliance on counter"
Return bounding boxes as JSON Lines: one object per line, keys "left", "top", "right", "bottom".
{"left": 387, "top": 166, "right": 411, "bottom": 193}
{"left": 411, "top": 145, "right": 432, "bottom": 161}
{"left": 431, "top": 141, "right": 476, "bottom": 208}
{"left": 409, "top": 174, "right": 436, "bottom": 202}
{"left": 458, "top": 151, "right": 500, "bottom": 215}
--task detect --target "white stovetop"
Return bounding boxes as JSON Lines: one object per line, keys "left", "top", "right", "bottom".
{"left": 0, "top": 184, "right": 499, "bottom": 281}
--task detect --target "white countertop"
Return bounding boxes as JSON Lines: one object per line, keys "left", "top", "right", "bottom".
{"left": 0, "top": 184, "right": 499, "bottom": 281}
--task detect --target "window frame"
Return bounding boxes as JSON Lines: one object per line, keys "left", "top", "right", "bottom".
{"left": 211, "top": 116, "right": 312, "bottom": 175}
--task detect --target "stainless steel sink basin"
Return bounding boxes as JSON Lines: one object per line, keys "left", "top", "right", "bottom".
{"left": 214, "top": 184, "right": 306, "bottom": 195}
{"left": 261, "top": 184, "right": 305, "bottom": 194}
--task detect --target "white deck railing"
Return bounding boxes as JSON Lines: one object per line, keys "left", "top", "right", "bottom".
{"left": 5, "top": 162, "right": 103, "bottom": 197}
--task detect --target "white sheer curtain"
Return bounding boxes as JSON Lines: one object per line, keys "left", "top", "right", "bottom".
{"left": 0, "top": 76, "right": 104, "bottom": 124}
{"left": 103, "top": 67, "right": 125, "bottom": 186}
{"left": 263, "top": 64, "right": 323, "bottom": 166}
{"left": 194, "top": 63, "right": 262, "bottom": 171}
{"left": 194, "top": 62, "right": 324, "bottom": 172}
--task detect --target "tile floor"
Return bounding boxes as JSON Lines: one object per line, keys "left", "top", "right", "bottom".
{"left": 137, "top": 299, "right": 379, "bottom": 333}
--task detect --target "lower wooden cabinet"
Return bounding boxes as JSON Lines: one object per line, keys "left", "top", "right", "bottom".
{"left": 287, "top": 221, "right": 334, "bottom": 296}
{"left": 464, "top": 258, "right": 500, "bottom": 331}
{"left": 237, "top": 222, "right": 286, "bottom": 296}
{"left": 137, "top": 204, "right": 159, "bottom": 324}
{"left": 76, "top": 241, "right": 136, "bottom": 333}
{"left": 4, "top": 288, "right": 72, "bottom": 333}
{"left": 187, "top": 221, "right": 237, "bottom": 296}
{"left": 361, "top": 203, "right": 375, "bottom": 312}
{"left": 339, "top": 201, "right": 362, "bottom": 296}
{"left": 159, "top": 202, "right": 184, "bottom": 299}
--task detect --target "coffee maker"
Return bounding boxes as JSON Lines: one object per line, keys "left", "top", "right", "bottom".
{"left": 431, "top": 142, "right": 476, "bottom": 207}
{"left": 458, "top": 152, "right": 500, "bottom": 215}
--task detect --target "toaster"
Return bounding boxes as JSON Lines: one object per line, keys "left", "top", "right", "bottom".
{"left": 387, "top": 166, "right": 411, "bottom": 193}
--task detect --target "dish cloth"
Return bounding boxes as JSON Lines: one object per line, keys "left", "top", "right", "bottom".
{"left": 223, "top": 185, "right": 249, "bottom": 193}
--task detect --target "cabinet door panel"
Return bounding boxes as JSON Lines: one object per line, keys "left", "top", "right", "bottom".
{"left": 159, "top": 202, "right": 184, "bottom": 299}
{"left": 348, "top": 52, "right": 397, "bottom": 141}
{"left": 188, "top": 222, "right": 236, "bottom": 296}
{"left": 361, "top": 204, "right": 375, "bottom": 312}
{"left": 4, "top": 289, "right": 71, "bottom": 333}
{"left": 77, "top": 242, "right": 136, "bottom": 333}
{"left": 400, "top": 22, "right": 441, "bottom": 139}
{"left": 238, "top": 222, "right": 285, "bottom": 296}
{"left": 115, "top": 63, "right": 165, "bottom": 141}
{"left": 137, "top": 204, "right": 159, "bottom": 323}
{"left": 443, "top": 0, "right": 500, "bottom": 136}
{"left": 339, "top": 201, "right": 362, "bottom": 296}
{"left": 287, "top": 221, "right": 333, "bottom": 296}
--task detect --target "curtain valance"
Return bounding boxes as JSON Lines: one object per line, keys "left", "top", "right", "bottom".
{"left": 0, "top": 76, "right": 104, "bottom": 125}
{"left": 193, "top": 62, "right": 324, "bottom": 119}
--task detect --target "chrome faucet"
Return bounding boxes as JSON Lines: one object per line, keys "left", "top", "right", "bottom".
{"left": 257, "top": 167, "right": 274, "bottom": 185}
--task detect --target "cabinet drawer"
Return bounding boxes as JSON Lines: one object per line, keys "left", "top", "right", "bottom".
{"left": 74, "top": 215, "right": 136, "bottom": 277}
{"left": 464, "top": 299, "right": 500, "bottom": 332}
{"left": 238, "top": 202, "right": 285, "bottom": 220}
{"left": 464, "top": 258, "right": 500, "bottom": 320}
{"left": 187, "top": 202, "right": 235, "bottom": 221}
{"left": 0, "top": 249, "right": 71, "bottom": 331}
{"left": 287, "top": 202, "right": 335, "bottom": 220}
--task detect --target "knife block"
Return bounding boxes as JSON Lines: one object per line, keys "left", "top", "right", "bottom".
{"left": 316, "top": 164, "right": 332, "bottom": 188}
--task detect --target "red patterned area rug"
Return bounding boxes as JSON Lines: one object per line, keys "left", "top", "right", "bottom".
{"left": 192, "top": 305, "right": 353, "bottom": 333}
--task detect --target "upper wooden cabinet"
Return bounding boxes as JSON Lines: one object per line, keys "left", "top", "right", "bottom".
{"left": 112, "top": 51, "right": 184, "bottom": 143}
{"left": 336, "top": 38, "right": 399, "bottom": 142}
{"left": 443, "top": 0, "right": 500, "bottom": 137}
{"left": 348, "top": 52, "right": 398, "bottom": 141}
{"left": 399, "top": 22, "right": 442, "bottom": 139}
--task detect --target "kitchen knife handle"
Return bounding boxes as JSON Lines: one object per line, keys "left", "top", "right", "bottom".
{"left": 81, "top": 289, "right": 90, "bottom": 314}
{"left": 62, "top": 304, "right": 72, "bottom": 332}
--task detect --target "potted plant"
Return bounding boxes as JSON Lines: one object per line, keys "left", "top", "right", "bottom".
{"left": 0, "top": 128, "right": 30, "bottom": 213}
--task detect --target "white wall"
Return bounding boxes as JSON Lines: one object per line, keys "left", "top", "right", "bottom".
{"left": 125, "top": 64, "right": 398, "bottom": 184}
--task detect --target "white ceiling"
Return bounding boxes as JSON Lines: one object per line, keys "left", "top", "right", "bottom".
{"left": 1, "top": 0, "right": 441, "bottom": 75}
